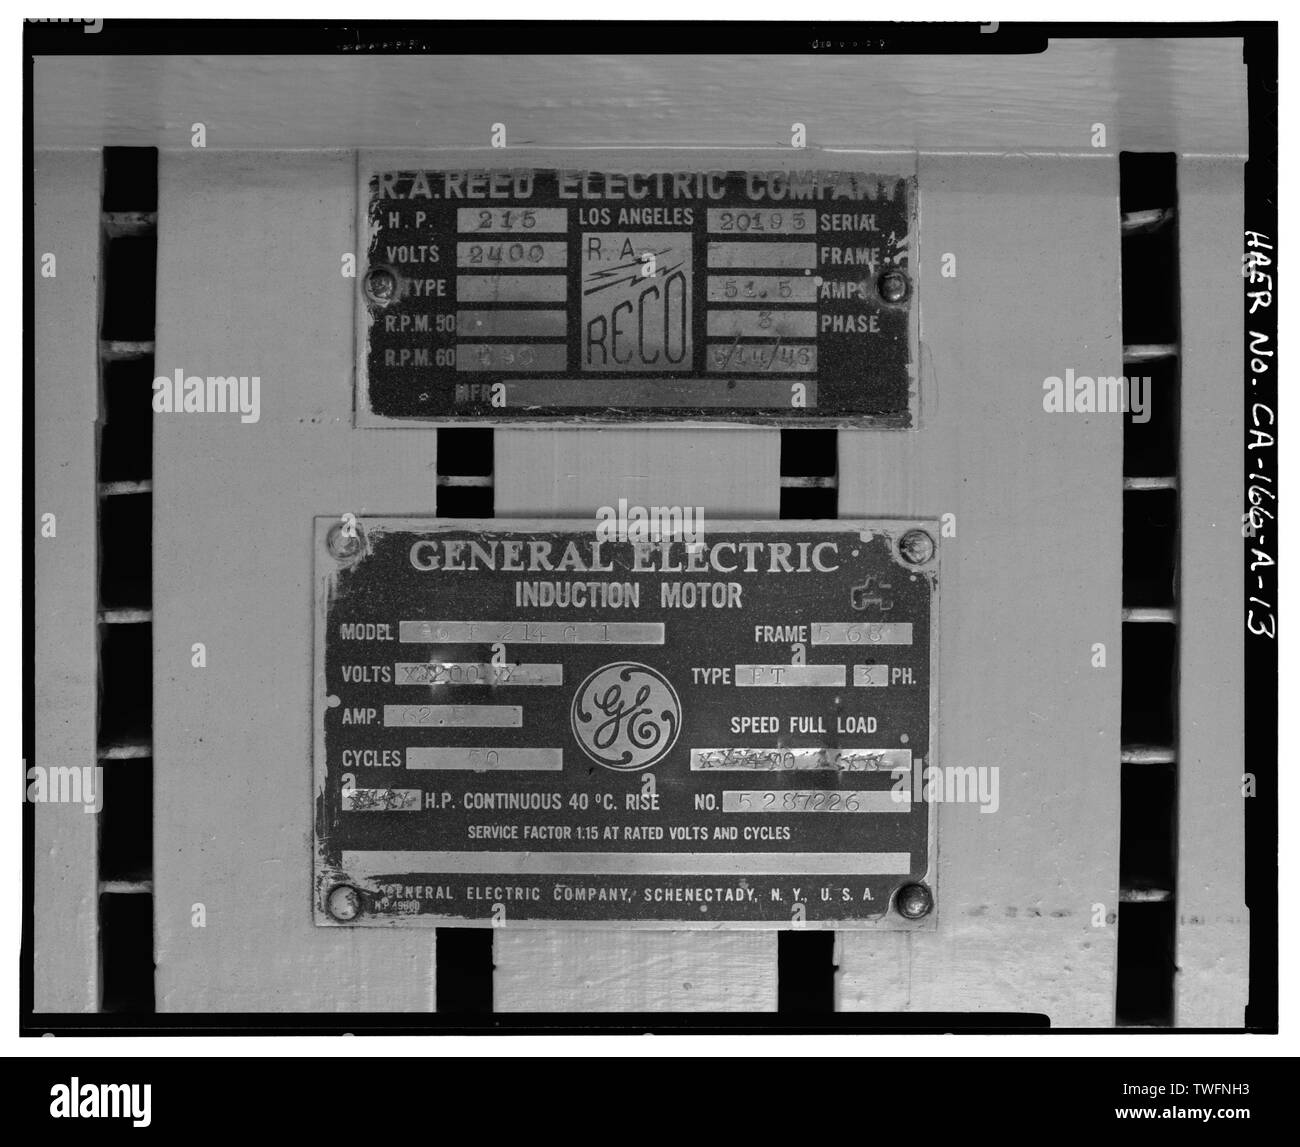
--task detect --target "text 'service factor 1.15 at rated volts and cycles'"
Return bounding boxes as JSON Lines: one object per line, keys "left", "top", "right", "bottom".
{"left": 314, "top": 518, "right": 939, "bottom": 927}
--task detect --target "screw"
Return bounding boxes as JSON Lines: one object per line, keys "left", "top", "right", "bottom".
{"left": 898, "top": 528, "right": 935, "bottom": 566}
{"left": 363, "top": 266, "right": 399, "bottom": 305}
{"left": 326, "top": 522, "right": 363, "bottom": 561}
{"left": 877, "top": 268, "right": 910, "bottom": 304}
{"left": 895, "top": 883, "right": 933, "bottom": 920}
{"left": 326, "top": 884, "right": 362, "bottom": 922}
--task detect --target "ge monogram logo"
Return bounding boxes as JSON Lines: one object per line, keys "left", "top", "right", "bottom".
{"left": 570, "top": 662, "right": 682, "bottom": 772}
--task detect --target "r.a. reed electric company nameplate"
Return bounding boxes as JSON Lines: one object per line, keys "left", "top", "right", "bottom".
{"left": 356, "top": 159, "right": 918, "bottom": 427}
{"left": 314, "top": 517, "right": 938, "bottom": 929}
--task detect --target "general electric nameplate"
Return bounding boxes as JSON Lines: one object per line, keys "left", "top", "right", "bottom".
{"left": 356, "top": 159, "right": 918, "bottom": 427}
{"left": 314, "top": 517, "right": 939, "bottom": 928}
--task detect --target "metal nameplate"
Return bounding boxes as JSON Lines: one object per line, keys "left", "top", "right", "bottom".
{"left": 356, "top": 159, "right": 918, "bottom": 427}
{"left": 314, "top": 517, "right": 938, "bottom": 929}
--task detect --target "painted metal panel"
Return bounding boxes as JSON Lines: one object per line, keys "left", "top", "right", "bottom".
{"left": 151, "top": 152, "right": 441, "bottom": 1011}
{"left": 32, "top": 150, "right": 103, "bottom": 1013}
{"left": 148, "top": 151, "right": 1126, "bottom": 1018}
{"left": 835, "top": 155, "right": 1124, "bottom": 1026}
{"left": 492, "top": 429, "right": 781, "bottom": 1008}
{"left": 1174, "top": 158, "right": 1249, "bottom": 1027}
{"left": 123, "top": 45, "right": 1246, "bottom": 1022}
{"left": 33, "top": 43, "right": 1247, "bottom": 156}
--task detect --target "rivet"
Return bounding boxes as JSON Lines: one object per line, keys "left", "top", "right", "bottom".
{"left": 326, "top": 523, "right": 363, "bottom": 561}
{"left": 877, "top": 268, "right": 910, "bottom": 304}
{"left": 364, "top": 266, "right": 399, "bottom": 305}
{"left": 898, "top": 528, "right": 935, "bottom": 566}
{"left": 895, "top": 882, "right": 933, "bottom": 920}
{"left": 326, "top": 884, "right": 362, "bottom": 922}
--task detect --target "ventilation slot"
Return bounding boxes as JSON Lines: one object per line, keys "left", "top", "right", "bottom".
{"left": 98, "top": 891, "right": 155, "bottom": 1014}
{"left": 433, "top": 427, "right": 495, "bottom": 1010}
{"left": 1115, "top": 152, "right": 1180, "bottom": 1027}
{"left": 779, "top": 428, "right": 838, "bottom": 519}
{"left": 777, "top": 429, "right": 839, "bottom": 1010}
{"left": 95, "top": 146, "right": 158, "bottom": 1013}
{"left": 777, "top": 930, "right": 837, "bottom": 1012}
{"left": 436, "top": 428, "right": 494, "bottom": 517}
{"left": 99, "top": 357, "right": 154, "bottom": 485}
{"left": 434, "top": 928, "right": 495, "bottom": 1014}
